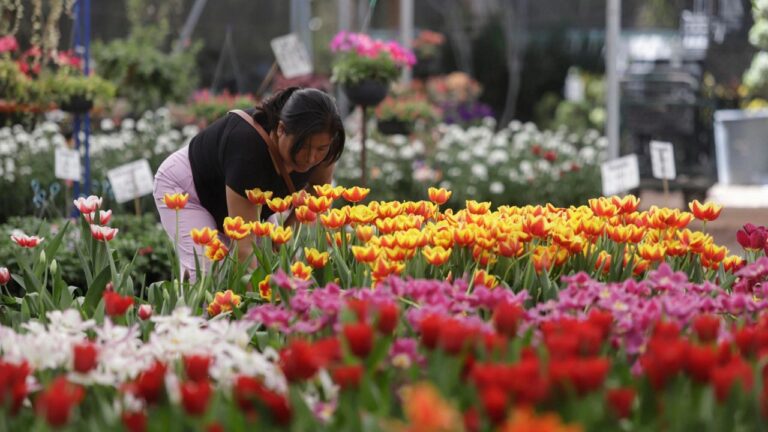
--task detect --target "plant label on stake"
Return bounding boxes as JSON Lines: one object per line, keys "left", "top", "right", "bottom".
{"left": 54, "top": 147, "right": 81, "bottom": 181}
{"left": 107, "top": 159, "right": 154, "bottom": 204}
{"left": 270, "top": 33, "right": 313, "bottom": 79}
{"left": 650, "top": 140, "right": 676, "bottom": 197}
{"left": 601, "top": 154, "right": 640, "bottom": 196}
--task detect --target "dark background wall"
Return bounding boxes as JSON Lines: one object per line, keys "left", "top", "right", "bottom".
{"left": 20, "top": 0, "right": 758, "bottom": 119}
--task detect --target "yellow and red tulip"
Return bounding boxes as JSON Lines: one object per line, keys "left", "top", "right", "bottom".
{"left": 290, "top": 261, "right": 313, "bottom": 280}
{"left": 341, "top": 186, "right": 370, "bottom": 203}
{"left": 428, "top": 187, "right": 452, "bottom": 205}
{"left": 204, "top": 239, "right": 229, "bottom": 261}
{"left": 163, "top": 192, "right": 189, "bottom": 210}
{"left": 422, "top": 245, "right": 452, "bottom": 266}
{"left": 207, "top": 290, "right": 242, "bottom": 317}
{"left": 266, "top": 196, "right": 293, "bottom": 214}
{"left": 223, "top": 216, "right": 252, "bottom": 240}
{"left": 270, "top": 226, "right": 293, "bottom": 245}
{"left": 689, "top": 200, "right": 723, "bottom": 222}
{"left": 305, "top": 248, "right": 329, "bottom": 269}
{"left": 190, "top": 227, "right": 218, "bottom": 246}
{"left": 294, "top": 206, "right": 317, "bottom": 223}
{"left": 245, "top": 188, "right": 272, "bottom": 206}
{"left": 251, "top": 221, "right": 275, "bottom": 237}
{"left": 320, "top": 209, "right": 348, "bottom": 229}
{"left": 307, "top": 195, "right": 333, "bottom": 213}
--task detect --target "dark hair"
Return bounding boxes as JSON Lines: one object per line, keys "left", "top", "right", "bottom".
{"left": 254, "top": 87, "right": 345, "bottom": 165}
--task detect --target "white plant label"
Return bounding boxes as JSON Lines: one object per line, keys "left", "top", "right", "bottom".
{"left": 270, "top": 33, "right": 313, "bottom": 79}
{"left": 649, "top": 140, "right": 676, "bottom": 180}
{"left": 107, "top": 159, "right": 154, "bottom": 204}
{"left": 54, "top": 147, "right": 81, "bottom": 181}
{"left": 601, "top": 154, "right": 640, "bottom": 196}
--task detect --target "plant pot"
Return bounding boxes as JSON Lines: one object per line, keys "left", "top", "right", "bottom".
{"left": 377, "top": 118, "right": 413, "bottom": 136}
{"left": 343, "top": 80, "right": 389, "bottom": 107}
{"left": 413, "top": 55, "right": 441, "bottom": 79}
{"left": 60, "top": 95, "right": 94, "bottom": 114}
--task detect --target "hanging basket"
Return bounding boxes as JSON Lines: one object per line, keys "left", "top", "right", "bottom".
{"left": 343, "top": 80, "right": 389, "bottom": 107}
{"left": 60, "top": 95, "right": 94, "bottom": 114}
{"left": 377, "top": 118, "right": 413, "bottom": 136}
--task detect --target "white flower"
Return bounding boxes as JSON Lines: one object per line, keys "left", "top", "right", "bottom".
{"left": 490, "top": 182, "right": 505, "bottom": 194}
{"left": 471, "top": 163, "right": 488, "bottom": 180}
{"left": 101, "top": 118, "right": 115, "bottom": 131}
{"left": 122, "top": 118, "right": 136, "bottom": 130}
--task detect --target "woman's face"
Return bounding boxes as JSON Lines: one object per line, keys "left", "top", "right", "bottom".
{"left": 277, "top": 123, "right": 332, "bottom": 173}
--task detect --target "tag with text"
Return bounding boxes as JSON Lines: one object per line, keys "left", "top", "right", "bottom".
{"left": 270, "top": 33, "right": 313, "bottom": 79}
{"left": 649, "top": 140, "right": 676, "bottom": 180}
{"left": 601, "top": 154, "right": 640, "bottom": 196}
{"left": 107, "top": 159, "right": 154, "bottom": 204}
{"left": 54, "top": 147, "right": 81, "bottom": 181}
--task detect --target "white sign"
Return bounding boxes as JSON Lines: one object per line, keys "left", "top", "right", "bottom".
{"left": 54, "top": 147, "right": 81, "bottom": 181}
{"left": 649, "top": 140, "right": 676, "bottom": 180}
{"left": 107, "top": 159, "right": 154, "bottom": 203}
{"left": 601, "top": 154, "right": 640, "bottom": 196}
{"left": 270, "top": 33, "right": 313, "bottom": 79}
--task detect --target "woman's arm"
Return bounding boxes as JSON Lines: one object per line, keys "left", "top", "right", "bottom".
{"left": 225, "top": 186, "right": 260, "bottom": 267}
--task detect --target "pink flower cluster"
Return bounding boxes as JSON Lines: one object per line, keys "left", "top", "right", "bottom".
{"left": 330, "top": 31, "right": 416, "bottom": 68}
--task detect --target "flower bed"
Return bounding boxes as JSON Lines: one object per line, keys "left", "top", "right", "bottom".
{"left": 2, "top": 185, "right": 768, "bottom": 429}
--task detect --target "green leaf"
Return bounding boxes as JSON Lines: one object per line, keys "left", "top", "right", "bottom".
{"left": 83, "top": 266, "right": 113, "bottom": 314}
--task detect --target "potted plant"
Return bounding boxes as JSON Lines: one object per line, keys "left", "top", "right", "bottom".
{"left": 375, "top": 94, "right": 441, "bottom": 135}
{"left": 330, "top": 31, "right": 416, "bottom": 107}
{"left": 411, "top": 30, "right": 445, "bottom": 79}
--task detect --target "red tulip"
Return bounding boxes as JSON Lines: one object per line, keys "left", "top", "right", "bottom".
{"left": 343, "top": 322, "right": 374, "bottom": 358}
{"left": 0, "top": 267, "right": 10, "bottom": 285}
{"left": 280, "top": 340, "right": 320, "bottom": 382}
{"left": 331, "top": 364, "right": 364, "bottom": 390}
{"left": 90, "top": 224, "right": 119, "bottom": 242}
{"left": 180, "top": 380, "right": 212, "bottom": 416}
{"left": 606, "top": 387, "right": 635, "bottom": 419}
{"left": 104, "top": 291, "right": 134, "bottom": 317}
{"left": 693, "top": 314, "right": 721, "bottom": 344}
{"left": 736, "top": 223, "right": 768, "bottom": 251}
{"left": 135, "top": 361, "right": 167, "bottom": 404}
{"left": 480, "top": 386, "right": 508, "bottom": 424}
{"left": 419, "top": 314, "right": 444, "bottom": 349}
{"left": 376, "top": 302, "right": 399, "bottom": 334}
{"left": 73, "top": 195, "right": 102, "bottom": 214}
{"left": 73, "top": 341, "right": 98, "bottom": 373}
{"left": 121, "top": 410, "right": 147, "bottom": 432}
{"left": 10, "top": 233, "right": 44, "bottom": 248}
{"left": 36, "top": 377, "right": 85, "bottom": 427}
{"left": 138, "top": 304, "right": 153, "bottom": 321}
{"left": 493, "top": 301, "right": 524, "bottom": 338}
{"left": 233, "top": 375, "right": 291, "bottom": 424}
{"left": 184, "top": 354, "right": 212, "bottom": 383}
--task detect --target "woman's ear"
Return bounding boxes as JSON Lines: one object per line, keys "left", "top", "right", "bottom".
{"left": 277, "top": 121, "right": 285, "bottom": 137}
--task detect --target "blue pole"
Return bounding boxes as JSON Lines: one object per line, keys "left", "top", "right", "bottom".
{"left": 83, "top": 0, "right": 92, "bottom": 195}
{"left": 70, "top": 0, "right": 92, "bottom": 217}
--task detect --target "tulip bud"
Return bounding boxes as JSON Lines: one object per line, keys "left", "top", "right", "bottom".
{"left": 105, "top": 281, "right": 114, "bottom": 292}
{"left": 39, "top": 250, "right": 46, "bottom": 264}
{"left": 138, "top": 304, "right": 153, "bottom": 321}
{"left": 0, "top": 267, "right": 10, "bottom": 285}
{"left": 49, "top": 259, "right": 58, "bottom": 275}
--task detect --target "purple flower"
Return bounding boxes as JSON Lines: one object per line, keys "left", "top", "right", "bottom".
{"left": 736, "top": 223, "right": 768, "bottom": 250}
{"left": 388, "top": 338, "right": 424, "bottom": 368}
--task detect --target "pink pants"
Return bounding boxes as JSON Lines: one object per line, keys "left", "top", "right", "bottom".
{"left": 153, "top": 146, "right": 224, "bottom": 281}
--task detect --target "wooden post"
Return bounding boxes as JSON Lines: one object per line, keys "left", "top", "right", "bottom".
{"left": 134, "top": 197, "right": 142, "bottom": 217}
{"left": 256, "top": 62, "right": 279, "bottom": 97}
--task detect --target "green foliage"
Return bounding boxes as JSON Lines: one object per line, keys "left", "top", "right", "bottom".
{"left": 0, "top": 59, "right": 32, "bottom": 103}
{"left": 92, "top": 32, "right": 201, "bottom": 114}
{"left": 335, "top": 120, "right": 606, "bottom": 208}
{"left": 534, "top": 72, "right": 606, "bottom": 135}
{"left": 375, "top": 95, "right": 441, "bottom": 123}
{"left": 0, "top": 215, "right": 171, "bottom": 293}
{"left": 37, "top": 71, "right": 116, "bottom": 106}
{"left": 743, "top": 1, "right": 768, "bottom": 97}
{"left": 331, "top": 53, "right": 400, "bottom": 86}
